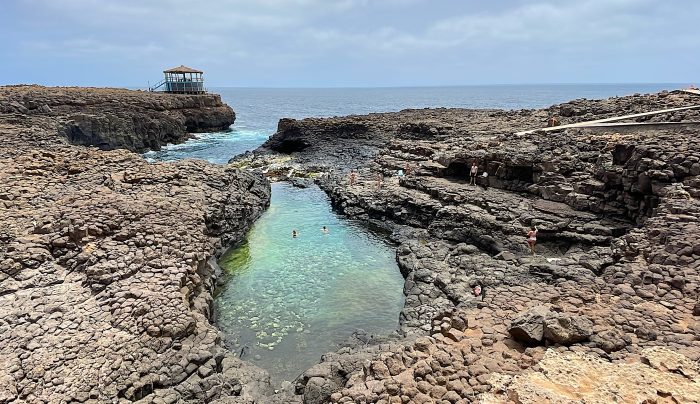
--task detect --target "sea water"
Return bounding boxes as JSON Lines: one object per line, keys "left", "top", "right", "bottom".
{"left": 144, "top": 84, "right": 678, "bottom": 163}
{"left": 214, "top": 183, "right": 404, "bottom": 382}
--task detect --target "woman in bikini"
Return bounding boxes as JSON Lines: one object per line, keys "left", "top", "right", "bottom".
{"left": 526, "top": 225, "right": 538, "bottom": 255}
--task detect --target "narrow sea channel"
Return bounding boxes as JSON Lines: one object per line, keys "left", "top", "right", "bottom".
{"left": 214, "top": 183, "right": 405, "bottom": 383}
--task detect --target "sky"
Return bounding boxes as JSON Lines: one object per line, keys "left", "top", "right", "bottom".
{"left": 1, "top": 0, "right": 698, "bottom": 87}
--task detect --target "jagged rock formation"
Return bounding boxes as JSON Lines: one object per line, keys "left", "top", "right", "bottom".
{"left": 0, "top": 86, "right": 275, "bottom": 403}
{"left": 237, "top": 90, "right": 700, "bottom": 403}
{"left": 0, "top": 85, "right": 235, "bottom": 153}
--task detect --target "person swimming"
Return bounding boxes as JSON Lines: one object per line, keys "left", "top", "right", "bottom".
{"left": 292, "top": 229, "right": 298, "bottom": 238}
{"left": 321, "top": 226, "right": 329, "bottom": 234}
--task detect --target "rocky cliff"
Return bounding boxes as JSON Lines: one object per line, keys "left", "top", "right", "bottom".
{"left": 0, "top": 85, "right": 235, "bottom": 153}
{"left": 238, "top": 90, "right": 700, "bottom": 403}
{"left": 0, "top": 86, "right": 276, "bottom": 403}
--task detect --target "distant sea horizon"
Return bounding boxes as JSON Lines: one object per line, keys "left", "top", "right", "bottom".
{"left": 145, "top": 83, "right": 684, "bottom": 164}
{"left": 208, "top": 82, "right": 686, "bottom": 89}
{"left": 123, "top": 82, "right": 689, "bottom": 91}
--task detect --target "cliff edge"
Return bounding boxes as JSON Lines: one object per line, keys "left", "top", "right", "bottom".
{"left": 0, "top": 85, "right": 235, "bottom": 153}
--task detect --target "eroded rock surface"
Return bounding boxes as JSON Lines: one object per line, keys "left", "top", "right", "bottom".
{"left": 483, "top": 347, "right": 700, "bottom": 403}
{"left": 0, "top": 86, "right": 275, "bottom": 403}
{"left": 239, "top": 90, "right": 700, "bottom": 403}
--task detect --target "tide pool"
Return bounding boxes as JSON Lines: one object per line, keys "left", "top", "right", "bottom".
{"left": 214, "top": 183, "right": 405, "bottom": 383}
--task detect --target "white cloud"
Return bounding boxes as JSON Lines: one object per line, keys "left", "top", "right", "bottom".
{"left": 286, "top": 0, "right": 700, "bottom": 63}
{"left": 6, "top": 0, "right": 700, "bottom": 85}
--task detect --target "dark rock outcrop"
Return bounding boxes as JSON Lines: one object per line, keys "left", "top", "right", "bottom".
{"left": 0, "top": 85, "right": 235, "bottom": 153}
{"left": 542, "top": 314, "right": 593, "bottom": 345}
{"left": 508, "top": 306, "right": 550, "bottom": 344}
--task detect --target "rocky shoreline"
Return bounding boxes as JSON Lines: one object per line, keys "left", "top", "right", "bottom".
{"left": 1, "top": 85, "right": 235, "bottom": 153}
{"left": 237, "top": 90, "right": 700, "bottom": 403}
{"left": 3, "top": 84, "right": 699, "bottom": 403}
{"left": 0, "top": 86, "right": 277, "bottom": 403}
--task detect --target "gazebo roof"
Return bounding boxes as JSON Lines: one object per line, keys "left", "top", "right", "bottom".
{"left": 163, "top": 65, "right": 203, "bottom": 74}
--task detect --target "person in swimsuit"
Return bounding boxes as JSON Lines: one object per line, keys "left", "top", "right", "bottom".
{"left": 321, "top": 226, "right": 329, "bottom": 234}
{"left": 292, "top": 230, "right": 298, "bottom": 238}
{"left": 472, "top": 283, "right": 486, "bottom": 301}
{"left": 526, "top": 225, "right": 538, "bottom": 255}
{"left": 470, "top": 162, "right": 478, "bottom": 185}
{"left": 349, "top": 170, "right": 357, "bottom": 186}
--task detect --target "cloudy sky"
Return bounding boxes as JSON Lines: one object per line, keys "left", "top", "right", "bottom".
{"left": 2, "top": 0, "right": 698, "bottom": 87}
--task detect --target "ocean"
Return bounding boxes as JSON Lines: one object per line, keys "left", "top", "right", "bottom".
{"left": 144, "top": 83, "right": 678, "bottom": 164}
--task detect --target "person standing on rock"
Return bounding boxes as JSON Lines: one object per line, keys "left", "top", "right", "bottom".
{"left": 472, "top": 283, "right": 486, "bottom": 301}
{"left": 470, "top": 162, "right": 478, "bottom": 185}
{"left": 526, "top": 225, "right": 538, "bottom": 255}
{"left": 349, "top": 170, "right": 357, "bottom": 186}
{"left": 376, "top": 173, "right": 383, "bottom": 190}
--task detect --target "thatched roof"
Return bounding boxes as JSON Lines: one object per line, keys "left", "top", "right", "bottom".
{"left": 163, "top": 65, "right": 203, "bottom": 74}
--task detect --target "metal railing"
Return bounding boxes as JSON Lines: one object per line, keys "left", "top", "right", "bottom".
{"left": 149, "top": 79, "right": 166, "bottom": 92}
{"left": 148, "top": 78, "right": 206, "bottom": 94}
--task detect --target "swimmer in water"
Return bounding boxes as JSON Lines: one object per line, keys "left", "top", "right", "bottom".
{"left": 321, "top": 226, "right": 329, "bottom": 234}
{"left": 292, "top": 230, "right": 298, "bottom": 238}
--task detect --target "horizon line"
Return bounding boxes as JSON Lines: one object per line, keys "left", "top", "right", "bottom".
{"left": 206, "top": 82, "right": 687, "bottom": 90}
{"left": 1, "top": 81, "right": 690, "bottom": 90}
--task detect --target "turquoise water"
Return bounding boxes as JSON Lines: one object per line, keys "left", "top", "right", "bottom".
{"left": 214, "top": 183, "right": 404, "bottom": 382}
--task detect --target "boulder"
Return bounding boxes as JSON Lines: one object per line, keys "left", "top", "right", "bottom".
{"left": 510, "top": 307, "right": 594, "bottom": 346}
{"left": 543, "top": 314, "right": 593, "bottom": 344}
{"left": 508, "top": 305, "right": 550, "bottom": 344}
{"left": 303, "top": 377, "right": 339, "bottom": 404}
{"left": 591, "top": 329, "right": 630, "bottom": 353}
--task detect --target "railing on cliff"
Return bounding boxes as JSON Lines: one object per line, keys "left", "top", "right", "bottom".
{"left": 148, "top": 79, "right": 207, "bottom": 94}
{"left": 149, "top": 79, "right": 166, "bottom": 92}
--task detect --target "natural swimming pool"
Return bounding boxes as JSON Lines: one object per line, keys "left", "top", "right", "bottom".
{"left": 214, "top": 183, "right": 405, "bottom": 383}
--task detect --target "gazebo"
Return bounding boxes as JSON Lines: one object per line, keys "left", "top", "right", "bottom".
{"left": 161, "top": 65, "right": 205, "bottom": 94}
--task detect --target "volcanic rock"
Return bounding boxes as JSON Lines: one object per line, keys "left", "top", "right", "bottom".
{"left": 508, "top": 306, "right": 550, "bottom": 344}
{"left": 0, "top": 85, "right": 272, "bottom": 403}
{"left": 239, "top": 89, "right": 700, "bottom": 402}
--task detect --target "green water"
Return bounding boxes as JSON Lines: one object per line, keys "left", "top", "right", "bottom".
{"left": 215, "top": 183, "right": 405, "bottom": 383}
